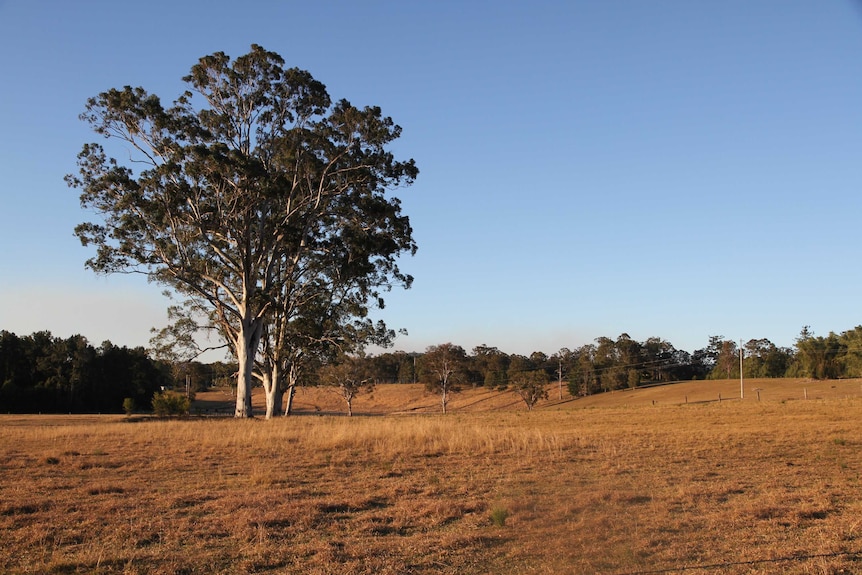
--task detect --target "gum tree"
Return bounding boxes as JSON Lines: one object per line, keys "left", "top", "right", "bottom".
{"left": 67, "top": 45, "right": 417, "bottom": 417}
{"left": 509, "top": 369, "right": 549, "bottom": 411}
{"left": 421, "top": 343, "right": 466, "bottom": 414}
{"left": 317, "top": 354, "right": 373, "bottom": 417}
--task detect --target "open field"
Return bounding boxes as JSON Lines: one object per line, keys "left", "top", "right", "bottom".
{"left": 2, "top": 379, "right": 862, "bottom": 574}
{"left": 193, "top": 377, "right": 862, "bottom": 416}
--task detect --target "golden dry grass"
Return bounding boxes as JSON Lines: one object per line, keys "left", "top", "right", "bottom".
{"left": 189, "top": 377, "right": 862, "bottom": 416}
{"left": 2, "top": 380, "right": 862, "bottom": 574}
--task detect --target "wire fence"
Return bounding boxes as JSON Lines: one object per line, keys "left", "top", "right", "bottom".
{"left": 613, "top": 548, "right": 862, "bottom": 574}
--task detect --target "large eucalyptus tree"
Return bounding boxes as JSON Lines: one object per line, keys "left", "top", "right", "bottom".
{"left": 67, "top": 45, "right": 417, "bottom": 417}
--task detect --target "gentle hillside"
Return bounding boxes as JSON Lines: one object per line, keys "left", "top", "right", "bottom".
{"left": 558, "top": 377, "right": 862, "bottom": 408}
{"left": 192, "top": 377, "right": 862, "bottom": 416}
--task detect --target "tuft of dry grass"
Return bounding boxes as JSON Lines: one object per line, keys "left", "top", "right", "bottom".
{"left": 2, "top": 390, "right": 862, "bottom": 573}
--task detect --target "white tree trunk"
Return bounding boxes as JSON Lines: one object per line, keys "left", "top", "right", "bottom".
{"left": 281, "top": 363, "right": 301, "bottom": 416}
{"left": 265, "top": 385, "right": 285, "bottom": 419}
{"left": 235, "top": 318, "right": 262, "bottom": 418}
{"left": 283, "top": 383, "right": 296, "bottom": 416}
{"left": 263, "top": 362, "right": 285, "bottom": 419}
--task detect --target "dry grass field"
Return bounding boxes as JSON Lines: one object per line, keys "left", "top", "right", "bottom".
{"left": 2, "top": 379, "right": 862, "bottom": 574}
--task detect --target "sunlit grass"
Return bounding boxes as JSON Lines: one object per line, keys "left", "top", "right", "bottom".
{"left": 2, "top": 388, "right": 862, "bottom": 574}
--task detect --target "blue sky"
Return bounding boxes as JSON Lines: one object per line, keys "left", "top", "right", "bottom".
{"left": 1, "top": 1, "right": 862, "bottom": 357}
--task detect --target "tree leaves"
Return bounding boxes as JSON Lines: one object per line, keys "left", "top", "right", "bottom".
{"left": 68, "top": 45, "right": 418, "bottom": 416}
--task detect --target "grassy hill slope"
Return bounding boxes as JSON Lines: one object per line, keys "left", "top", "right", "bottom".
{"left": 192, "top": 377, "right": 862, "bottom": 416}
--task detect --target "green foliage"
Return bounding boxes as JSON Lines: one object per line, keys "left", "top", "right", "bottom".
{"left": 317, "top": 355, "right": 373, "bottom": 416}
{"left": 68, "top": 45, "right": 418, "bottom": 418}
{"left": 489, "top": 506, "right": 510, "bottom": 527}
{"left": 473, "top": 345, "right": 509, "bottom": 388}
{"left": 742, "top": 338, "right": 793, "bottom": 378}
{"left": 793, "top": 327, "right": 844, "bottom": 379}
{"left": 706, "top": 338, "right": 739, "bottom": 380}
{"left": 122, "top": 397, "right": 135, "bottom": 415}
{"left": 420, "top": 343, "right": 466, "bottom": 414}
{"left": 0, "top": 330, "right": 169, "bottom": 413}
{"left": 509, "top": 370, "right": 549, "bottom": 411}
{"left": 838, "top": 326, "right": 862, "bottom": 377}
{"left": 152, "top": 390, "right": 191, "bottom": 417}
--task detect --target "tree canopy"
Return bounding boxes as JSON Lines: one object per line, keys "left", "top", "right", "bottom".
{"left": 6, "top": 324, "right": 862, "bottom": 414}
{"left": 0, "top": 330, "right": 169, "bottom": 413}
{"left": 67, "top": 45, "right": 418, "bottom": 417}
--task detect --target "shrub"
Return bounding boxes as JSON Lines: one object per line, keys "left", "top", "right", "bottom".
{"left": 151, "top": 391, "right": 190, "bottom": 417}
{"left": 122, "top": 397, "right": 136, "bottom": 416}
{"left": 489, "top": 506, "right": 510, "bottom": 527}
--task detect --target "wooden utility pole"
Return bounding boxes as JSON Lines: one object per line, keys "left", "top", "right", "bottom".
{"left": 739, "top": 340, "right": 744, "bottom": 399}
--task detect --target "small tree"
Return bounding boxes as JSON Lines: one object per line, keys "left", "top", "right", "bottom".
{"left": 317, "top": 356, "right": 373, "bottom": 416}
{"left": 421, "top": 343, "right": 466, "bottom": 414}
{"left": 510, "top": 370, "right": 549, "bottom": 411}
{"left": 152, "top": 390, "right": 191, "bottom": 416}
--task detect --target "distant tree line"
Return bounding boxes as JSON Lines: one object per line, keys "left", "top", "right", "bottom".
{"left": 687, "top": 327, "right": 862, "bottom": 382}
{"left": 340, "top": 336, "right": 696, "bottom": 398}
{"left": 0, "top": 330, "right": 233, "bottom": 414}
{"left": 326, "top": 326, "right": 862, "bottom": 398}
{"left": 4, "top": 325, "right": 862, "bottom": 413}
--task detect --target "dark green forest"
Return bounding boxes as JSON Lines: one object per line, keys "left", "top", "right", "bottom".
{"left": 0, "top": 331, "right": 232, "bottom": 414}
{"left": 2, "top": 326, "right": 862, "bottom": 414}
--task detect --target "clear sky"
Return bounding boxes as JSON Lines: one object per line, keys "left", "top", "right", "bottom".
{"left": 2, "top": 1, "right": 862, "bottom": 358}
